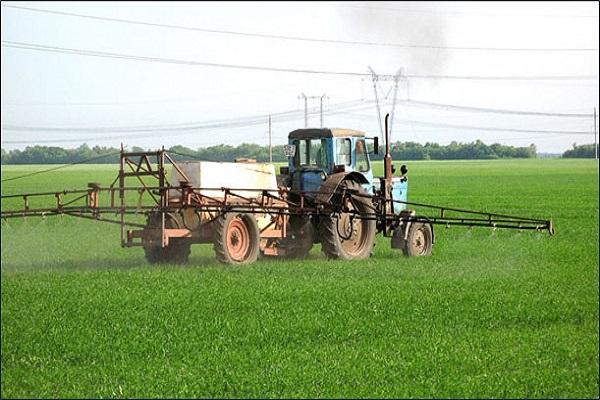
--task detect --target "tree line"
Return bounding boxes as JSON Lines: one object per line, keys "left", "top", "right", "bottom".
{"left": 561, "top": 143, "right": 597, "bottom": 158}
{"left": 385, "top": 140, "right": 536, "bottom": 160}
{"left": 1, "top": 140, "right": 575, "bottom": 165}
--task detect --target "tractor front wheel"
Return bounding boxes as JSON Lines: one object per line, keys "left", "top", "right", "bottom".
{"left": 213, "top": 213, "right": 260, "bottom": 264}
{"left": 402, "top": 222, "right": 433, "bottom": 256}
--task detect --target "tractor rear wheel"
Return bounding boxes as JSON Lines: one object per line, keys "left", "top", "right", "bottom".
{"left": 143, "top": 212, "right": 191, "bottom": 264}
{"left": 402, "top": 222, "right": 433, "bottom": 256}
{"left": 213, "top": 212, "right": 260, "bottom": 264}
{"left": 319, "top": 180, "right": 376, "bottom": 260}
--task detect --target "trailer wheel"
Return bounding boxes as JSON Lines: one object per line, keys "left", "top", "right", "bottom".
{"left": 279, "top": 216, "right": 314, "bottom": 259}
{"left": 402, "top": 222, "right": 433, "bottom": 257}
{"left": 319, "top": 180, "right": 376, "bottom": 260}
{"left": 143, "top": 212, "right": 191, "bottom": 264}
{"left": 213, "top": 213, "right": 260, "bottom": 264}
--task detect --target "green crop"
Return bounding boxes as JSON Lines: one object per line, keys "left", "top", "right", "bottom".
{"left": 1, "top": 159, "right": 598, "bottom": 398}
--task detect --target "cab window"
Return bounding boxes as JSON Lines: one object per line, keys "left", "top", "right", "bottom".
{"left": 295, "top": 140, "right": 308, "bottom": 166}
{"left": 312, "top": 139, "right": 329, "bottom": 168}
{"left": 295, "top": 139, "right": 328, "bottom": 168}
{"left": 336, "top": 138, "right": 351, "bottom": 166}
{"left": 355, "top": 139, "right": 370, "bottom": 173}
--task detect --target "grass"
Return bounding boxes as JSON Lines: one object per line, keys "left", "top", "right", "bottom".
{"left": 1, "top": 159, "right": 598, "bottom": 398}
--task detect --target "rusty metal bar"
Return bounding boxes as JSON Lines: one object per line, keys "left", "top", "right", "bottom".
{"left": 63, "top": 212, "right": 147, "bottom": 228}
{"left": 0, "top": 149, "right": 554, "bottom": 239}
{"left": 164, "top": 152, "right": 192, "bottom": 184}
{"left": 121, "top": 151, "right": 162, "bottom": 157}
{"left": 119, "top": 146, "right": 126, "bottom": 246}
{"left": 61, "top": 193, "right": 88, "bottom": 207}
{"left": 2, "top": 183, "right": 550, "bottom": 229}
{"left": 124, "top": 158, "right": 160, "bottom": 205}
{"left": 159, "top": 149, "right": 167, "bottom": 247}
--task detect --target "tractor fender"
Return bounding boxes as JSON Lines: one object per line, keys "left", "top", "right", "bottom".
{"left": 344, "top": 171, "right": 369, "bottom": 185}
{"left": 312, "top": 172, "right": 368, "bottom": 204}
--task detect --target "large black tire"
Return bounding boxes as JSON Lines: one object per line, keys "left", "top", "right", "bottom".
{"left": 213, "top": 213, "right": 260, "bottom": 265}
{"left": 278, "top": 216, "right": 315, "bottom": 259}
{"left": 402, "top": 222, "right": 433, "bottom": 256}
{"left": 143, "top": 212, "right": 191, "bottom": 264}
{"left": 319, "top": 180, "right": 376, "bottom": 260}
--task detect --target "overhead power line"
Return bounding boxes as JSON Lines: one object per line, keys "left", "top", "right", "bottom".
{"left": 404, "top": 73, "right": 598, "bottom": 81}
{"left": 0, "top": 100, "right": 380, "bottom": 144}
{"left": 0, "top": 151, "right": 120, "bottom": 182}
{"left": 0, "top": 99, "right": 371, "bottom": 135}
{"left": 385, "top": 132, "right": 571, "bottom": 142}
{"left": 0, "top": 132, "right": 271, "bottom": 146}
{"left": 3, "top": 40, "right": 598, "bottom": 81}
{"left": 2, "top": 95, "right": 591, "bottom": 120}
{"left": 403, "top": 120, "right": 592, "bottom": 135}
{"left": 338, "top": 111, "right": 592, "bottom": 135}
{"left": 1, "top": 40, "right": 365, "bottom": 77}
{"left": 3, "top": 4, "right": 598, "bottom": 52}
{"left": 1, "top": 97, "right": 216, "bottom": 107}
{"left": 3, "top": 102, "right": 592, "bottom": 146}
{"left": 9, "top": 97, "right": 585, "bottom": 139}
{"left": 400, "top": 100, "right": 594, "bottom": 117}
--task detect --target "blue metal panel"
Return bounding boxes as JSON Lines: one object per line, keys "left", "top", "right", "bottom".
{"left": 302, "top": 171, "right": 325, "bottom": 193}
{"left": 326, "top": 138, "right": 335, "bottom": 173}
{"left": 392, "top": 178, "right": 408, "bottom": 213}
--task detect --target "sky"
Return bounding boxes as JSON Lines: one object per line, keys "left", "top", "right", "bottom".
{"left": 1, "top": 1, "right": 598, "bottom": 153}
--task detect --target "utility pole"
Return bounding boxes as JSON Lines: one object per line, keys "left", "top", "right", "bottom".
{"left": 319, "top": 93, "right": 327, "bottom": 127}
{"left": 298, "top": 93, "right": 308, "bottom": 128}
{"left": 594, "top": 107, "right": 598, "bottom": 160}
{"left": 298, "top": 92, "right": 328, "bottom": 128}
{"left": 268, "top": 115, "right": 272, "bottom": 163}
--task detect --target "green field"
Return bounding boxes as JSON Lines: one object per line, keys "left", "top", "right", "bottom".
{"left": 1, "top": 159, "right": 598, "bottom": 398}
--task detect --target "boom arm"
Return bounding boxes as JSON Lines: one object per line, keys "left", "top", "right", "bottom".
{"left": 1, "top": 149, "right": 556, "bottom": 241}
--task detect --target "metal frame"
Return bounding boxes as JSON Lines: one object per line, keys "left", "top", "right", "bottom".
{"left": 1, "top": 148, "right": 555, "bottom": 251}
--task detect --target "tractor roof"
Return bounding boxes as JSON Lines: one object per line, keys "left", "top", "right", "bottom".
{"left": 288, "top": 128, "right": 366, "bottom": 140}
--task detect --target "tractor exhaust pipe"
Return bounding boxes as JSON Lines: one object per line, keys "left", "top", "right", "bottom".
{"left": 384, "top": 113, "right": 393, "bottom": 187}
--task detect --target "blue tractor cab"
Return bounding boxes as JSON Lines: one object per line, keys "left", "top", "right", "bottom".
{"left": 284, "top": 128, "right": 408, "bottom": 213}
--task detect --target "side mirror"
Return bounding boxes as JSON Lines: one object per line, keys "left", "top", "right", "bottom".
{"left": 373, "top": 137, "right": 379, "bottom": 155}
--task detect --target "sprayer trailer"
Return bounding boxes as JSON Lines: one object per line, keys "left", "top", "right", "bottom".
{"left": 140, "top": 160, "right": 290, "bottom": 264}
{"left": 0, "top": 115, "right": 554, "bottom": 264}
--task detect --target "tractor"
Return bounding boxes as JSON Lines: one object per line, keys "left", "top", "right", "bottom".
{"left": 277, "top": 126, "right": 429, "bottom": 260}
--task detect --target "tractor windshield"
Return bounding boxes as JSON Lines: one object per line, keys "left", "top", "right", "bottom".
{"left": 295, "top": 139, "right": 329, "bottom": 169}
{"left": 337, "top": 138, "right": 351, "bottom": 166}
{"left": 355, "top": 139, "right": 370, "bottom": 172}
